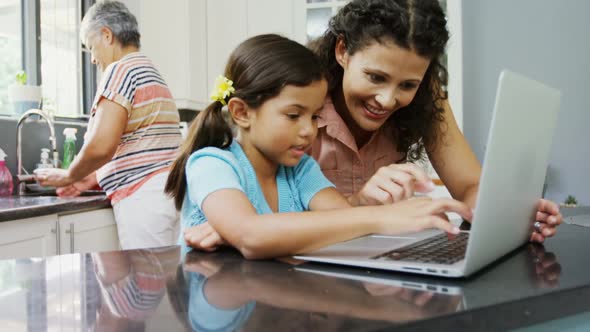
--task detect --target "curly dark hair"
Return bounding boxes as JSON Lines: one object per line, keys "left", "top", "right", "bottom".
{"left": 310, "top": 0, "right": 449, "bottom": 162}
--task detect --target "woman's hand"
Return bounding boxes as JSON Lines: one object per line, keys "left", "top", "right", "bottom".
{"left": 349, "top": 163, "right": 435, "bottom": 206}
{"left": 56, "top": 173, "right": 98, "bottom": 197}
{"left": 34, "top": 168, "right": 74, "bottom": 188}
{"left": 377, "top": 196, "right": 473, "bottom": 235}
{"left": 185, "top": 223, "right": 226, "bottom": 251}
{"left": 530, "top": 198, "right": 562, "bottom": 243}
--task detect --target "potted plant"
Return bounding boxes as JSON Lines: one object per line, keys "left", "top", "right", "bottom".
{"left": 7, "top": 71, "right": 42, "bottom": 117}
{"left": 562, "top": 195, "right": 578, "bottom": 208}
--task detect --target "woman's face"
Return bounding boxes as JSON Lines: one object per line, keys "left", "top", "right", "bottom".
{"left": 335, "top": 38, "right": 431, "bottom": 132}
{"left": 84, "top": 29, "right": 115, "bottom": 72}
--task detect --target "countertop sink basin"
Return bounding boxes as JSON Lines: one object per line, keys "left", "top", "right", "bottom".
{"left": 20, "top": 183, "right": 105, "bottom": 197}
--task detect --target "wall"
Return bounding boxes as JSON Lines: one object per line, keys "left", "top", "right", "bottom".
{"left": 461, "top": 0, "right": 590, "bottom": 204}
{"left": 0, "top": 117, "right": 87, "bottom": 193}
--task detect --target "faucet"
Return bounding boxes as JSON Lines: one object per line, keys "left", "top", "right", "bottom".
{"left": 16, "top": 109, "right": 59, "bottom": 195}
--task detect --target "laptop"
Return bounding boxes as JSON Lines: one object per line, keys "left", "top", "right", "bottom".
{"left": 295, "top": 70, "right": 561, "bottom": 278}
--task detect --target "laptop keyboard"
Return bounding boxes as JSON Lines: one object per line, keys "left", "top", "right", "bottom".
{"left": 372, "top": 232, "right": 469, "bottom": 265}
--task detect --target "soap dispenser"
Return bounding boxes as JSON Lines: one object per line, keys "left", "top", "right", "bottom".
{"left": 36, "top": 148, "right": 54, "bottom": 169}
{"left": 0, "top": 148, "right": 13, "bottom": 196}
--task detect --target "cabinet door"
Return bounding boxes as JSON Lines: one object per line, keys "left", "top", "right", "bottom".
{"left": 247, "top": 0, "right": 299, "bottom": 39}
{"left": 206, "top": 0, "right": 248, "bottom": 97}
{"left": 0, "top": 215, "right": 58, "bottom": 259}
{"left": 127, "top": 0, "right": 307, "bottom": 109}
{"left": 59, "top": 208, "right": 120, "bottom": 254}
{"left": 207, "top": 0, "right": 305, "bottom": 98}
{"left": 133, "top": 0, "right": 209, "bottom": 110}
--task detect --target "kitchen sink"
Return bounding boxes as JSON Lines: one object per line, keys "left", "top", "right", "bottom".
{"left": 20, "top": 183, "right": 105, "bottom": 197}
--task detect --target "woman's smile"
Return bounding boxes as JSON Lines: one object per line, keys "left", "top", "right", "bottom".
{"left": 362, "top": 101, "right": 391, "bottom": 119}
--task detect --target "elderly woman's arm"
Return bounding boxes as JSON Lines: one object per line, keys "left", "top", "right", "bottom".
{"left": 35, "top": 99, "right": 127, "bottom": 187}
{"left": 67, "top": 99, "right": 127, "bottom": 180}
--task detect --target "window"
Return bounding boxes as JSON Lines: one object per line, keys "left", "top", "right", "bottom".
{"left": 0, "top": 0, "right": 22, "bottom": 114}
{"left": 40, "top": 0, "right": 83, "bottom": 118}
{"left": 305, "top": 0, "right": 348, "bottom": 42}
{"left": 0, "top": 0, "right": 95, "bottom": 118}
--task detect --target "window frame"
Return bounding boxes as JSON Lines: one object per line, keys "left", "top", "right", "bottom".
{"left": 80, "top": 0, "right": 97, "bottom": 116}
{"left": 17, "top": 0, "right": 96, "bottom": 120}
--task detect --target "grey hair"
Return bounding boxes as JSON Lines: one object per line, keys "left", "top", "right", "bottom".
{"left": 80, "top": 1, "right": 140, "bottom": 48}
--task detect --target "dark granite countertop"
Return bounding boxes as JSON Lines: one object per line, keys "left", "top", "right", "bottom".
{"left": 0, "top": 195, "right": 111, "bottom": 222}
{"left": 0, "top": 223, "right": 589, "bottom": 331}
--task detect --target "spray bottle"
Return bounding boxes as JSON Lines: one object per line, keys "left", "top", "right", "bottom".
{"left": 62, "top": 128, "right": 78, "bottom": 169}
{"left": 0, "top": 148, "right": 13, "bottom": 196}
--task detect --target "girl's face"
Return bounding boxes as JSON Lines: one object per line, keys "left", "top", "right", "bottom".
{"left": 335, "top": 38, "right": 431, "bottom": 132}
{"left": 246, "top": 79, "right": 328, "bottom": 168}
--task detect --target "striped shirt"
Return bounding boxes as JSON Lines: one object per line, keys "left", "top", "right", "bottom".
{"left": 91, "top": 52, "right": 182, "bottom": 203}
{"left": 94, "top": 247, "right": 181, "bottom": 320}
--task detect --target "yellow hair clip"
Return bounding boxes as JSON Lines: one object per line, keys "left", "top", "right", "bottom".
{"left": 210, "top": 75, "right": 235, "bottom": 105}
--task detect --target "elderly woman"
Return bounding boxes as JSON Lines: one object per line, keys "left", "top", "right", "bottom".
{"left": 35, "top": 1, "right": 182, "bottom": 249}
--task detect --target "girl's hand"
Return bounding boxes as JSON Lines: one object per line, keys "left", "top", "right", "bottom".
{"left": 377, "top": 196, "right": 473, "bottom": 235}
{"left": 185, "top": 223, "right": 226, "bottom": 251}
{"left": 349, "top": 164, "right": 435, "bottom": 206}
{"left": 530, "top": 199, "right": 562, "bottom": 243}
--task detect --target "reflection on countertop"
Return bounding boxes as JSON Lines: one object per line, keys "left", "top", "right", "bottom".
{"left": 0, "top": 224, "right": 589, "bottom": 331}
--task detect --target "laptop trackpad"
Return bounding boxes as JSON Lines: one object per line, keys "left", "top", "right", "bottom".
{"left": 305, "top": 232, "right": 436, "bottom": 258}
{"left": 344, "top": 235, "right": 416, "bottom": 249}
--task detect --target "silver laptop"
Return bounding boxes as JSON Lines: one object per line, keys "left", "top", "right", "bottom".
{"left": 295, "top": 70, "right": 561, "bottom": 278}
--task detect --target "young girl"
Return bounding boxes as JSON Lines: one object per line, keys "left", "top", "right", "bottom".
{"left": 164, "top": 34, "right": 472, "bottom": 258}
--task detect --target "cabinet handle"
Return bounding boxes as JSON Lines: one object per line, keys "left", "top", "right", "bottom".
{"left": 67, "top": 224, "right": 74, "bottom": 252}
{"left": 51, "top": 227, "right": 58, "bottom": 254}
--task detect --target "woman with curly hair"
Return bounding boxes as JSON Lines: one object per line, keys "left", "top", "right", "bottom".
{"left": 308, "top": 0, "right": 560, "bottom": 242}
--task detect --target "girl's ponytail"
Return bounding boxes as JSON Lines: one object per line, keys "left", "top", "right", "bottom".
{"left": 166, "top": 34, "right": 324, "bottom": 211}
{"left": 165, "top": 101, "right": 233, "bottom": 210}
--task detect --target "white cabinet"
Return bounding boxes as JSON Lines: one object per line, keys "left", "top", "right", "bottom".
{"left": 0, "top": 208, "right": 119, "bottom": 259}
{"left": 126, "top": 0, "right": 306, "bottom": 110}
{"left": 58, "top": 208, "right": 120, "bottom": 255}
{"left": 0, "top": 214, "right": 58, "bottom": 260}
{"left": 205, "top": 0, "right": 306, "bottom": 96}
{"left": 135, "top": 0, "right": 208, "bottom": 111}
